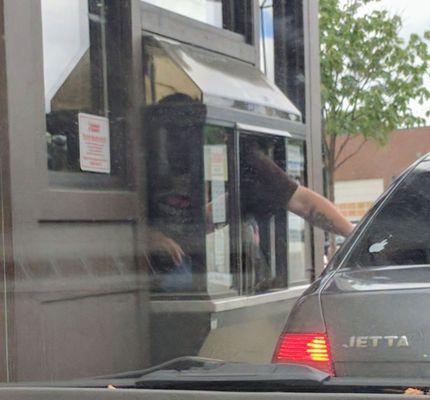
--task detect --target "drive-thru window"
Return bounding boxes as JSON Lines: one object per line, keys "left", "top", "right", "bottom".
{"left": 142, "top": 34, "right": 308, "bottom": 298}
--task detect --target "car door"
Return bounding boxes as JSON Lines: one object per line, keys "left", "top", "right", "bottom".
{"left": 321, "top": 160, "right": 430, "bottom": 378}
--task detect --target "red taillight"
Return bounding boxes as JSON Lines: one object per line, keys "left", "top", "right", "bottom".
{"left": 272, "top": 333, "right": 335, "bottom": 376}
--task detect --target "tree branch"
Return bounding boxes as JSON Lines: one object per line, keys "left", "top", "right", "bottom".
{"left": 335, "top": 138, "right": 368, "bottom": 170}
{"left": 322, "top": 135, "right": 331, "bottom": 168}
{"left": 329, "top": 134, "right": 337, "bottom": 170}
{"left": 335, "top": 133, "right": 353, "bottom": 163}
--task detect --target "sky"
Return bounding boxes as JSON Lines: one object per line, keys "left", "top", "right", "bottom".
{"left": 365, "top": 0, "right": 430, "bottom": 123}
{"left": 372, "top": 0, "right": 428, "bottom": 38}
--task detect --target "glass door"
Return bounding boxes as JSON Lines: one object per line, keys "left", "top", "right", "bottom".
{"left": 287, "top": 139, "right": 312, "bottom": 286}
{"left": 145, "top": 108, "right": 239, "bottom": 298}
{"left": 203, "top": 125, "right": 238, "bottom": 296}
{"left": 238, "top": 130, "right": 289, "bottom": 294}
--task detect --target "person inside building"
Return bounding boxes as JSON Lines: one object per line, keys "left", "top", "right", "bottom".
{"left": 148, "top": 132, "right": 353, "bottom": 256}
{"left": 241, "top": 137, "right": 353, "bottom": 238}
{"left": 238, "top": 137, "right": 353, "bottom": 290}
{"left": 145, "top": 93, "right": 354, "bottom": 291}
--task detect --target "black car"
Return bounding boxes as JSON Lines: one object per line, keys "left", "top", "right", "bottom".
{"left": 273, "top": 154, "right": 430, "bottom": 379}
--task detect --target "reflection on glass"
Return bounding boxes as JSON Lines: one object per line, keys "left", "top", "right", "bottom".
{"left": 144, "top": 98, "right": 236, "bottom": 297}
{"left": 42, "top": 0, "right": 108, "bottom": 172}
{"left": 143, "top": 38, "right": 238, "bottom": 297}
{"left": 142, "top": 0, "right": 223, "bottom": 28}
{"left": 144, "top": 95, "right": 206, "bottom": 295}
{"left": 287, "top": 140, "right": 311, "bottom": 285}
{"left": 142, "top": 36, "right": 202, "bottom": 105}
{"left": 204, "top": 126, "right": 234, "bottom": 295}
{"left": 143, "top": 94, "right": 236, "bottom": 297}
{"left": 259, "top": 0, "right": 274, "bottom": 82}
{"left": 260, "top": 0, "right": 306, "bottom": 117}
{"left": 240, "top": 133, "right": 289, "bottom": 294}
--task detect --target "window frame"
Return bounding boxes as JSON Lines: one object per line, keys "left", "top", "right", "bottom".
{"left": 45, "top": 0, "right": 130, "bottom": 187}
{"left": 286, "top": 138, "right": 312, "bottom": 286}
{"left": 237, "top": 129, "right": 289, "bottom": 293}
{"left": 140, "top": 0, "right": 259, "bottom": 66}
{"left": 236, "top": 125, "right": 309, "bottom": 293}
{"left": 31, "top": 0, "right": 143, "bottom": 222}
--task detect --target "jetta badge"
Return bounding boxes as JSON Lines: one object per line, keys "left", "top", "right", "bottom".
{"left": 342, "top": 336, "right": 410, "bottom": 348}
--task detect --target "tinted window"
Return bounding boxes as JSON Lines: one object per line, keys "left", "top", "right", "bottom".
{"left": 343, "top": 162, "right": 430, "bottom": 268}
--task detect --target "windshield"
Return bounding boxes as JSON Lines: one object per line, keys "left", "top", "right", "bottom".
{"left": 0, "top": 0, "right": 430, "bottom": 395}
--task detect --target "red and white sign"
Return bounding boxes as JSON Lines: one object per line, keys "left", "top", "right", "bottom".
{"left": 78, "top": 113, "right": 111, "bottom": 174}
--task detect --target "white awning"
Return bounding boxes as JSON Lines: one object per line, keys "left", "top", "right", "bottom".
{"left": 154, "top": 36, "right": 302, "bottom": 122}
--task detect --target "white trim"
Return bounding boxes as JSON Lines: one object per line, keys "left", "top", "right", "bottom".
{"left": 236, "top": 123, "right": 292, "bottom": 138}
{"left": 150, "top": 285, "right": 309, "bottom": 313}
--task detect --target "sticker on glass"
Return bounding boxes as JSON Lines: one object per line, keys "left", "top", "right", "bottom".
{"left": 79, "top": 113, "right": 111, "bottom": 174}
{"left": 369, "top": 239, "right": 388, "bottom": 253}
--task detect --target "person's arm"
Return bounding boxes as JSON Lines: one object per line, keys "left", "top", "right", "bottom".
{"left": 287, "top": 186, "right": 354, "bottom": 237}
{"left": 248, "top": 145, "right": 353, "bottom": 237}
{"left": 147, "top": 229, "right": 185, "bottom": 266}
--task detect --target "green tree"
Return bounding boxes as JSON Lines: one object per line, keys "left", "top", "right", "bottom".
{"left": 320, "top": 0, "right": 430, "bottom": 205}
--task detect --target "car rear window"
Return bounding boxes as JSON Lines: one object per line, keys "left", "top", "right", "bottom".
{"left": 342, "top": 161, "right": 430, "bottom": 269}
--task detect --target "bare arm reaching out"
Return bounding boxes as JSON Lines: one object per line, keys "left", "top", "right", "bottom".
{"left": 288, "top": 186, "right": 354, "bottom": 237}
{"left": 248, "top": 145, "right": 354, "bottom": 237}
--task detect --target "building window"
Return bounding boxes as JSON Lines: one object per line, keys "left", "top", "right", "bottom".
{"left": 142, "top": 32, "right": 307, "bottom": 297}
{"left": 221, "top": 0, "right": 254, "bottom": 42}
{"left": 239, "top": 132, "right": 290, "bottom": 294}
{"left": 42, "top": 0, "right": 127, "bottom": 184}
{"left": 142, "top": 0, "right": 223, "bottom": 28}
{"left": 260, "top": 0, "right": 305, "bottom": 118}
{"left": 260, "top": 0, "right": 274, "bottom": 82}
{"left": 204, "top": 126, "right": 236, "bottom": 295}
{"left": 141, "top": 0, "right": 255, "bottom": 44}
{"left": 145, "top": 110, "right": 237, "bottom": 297}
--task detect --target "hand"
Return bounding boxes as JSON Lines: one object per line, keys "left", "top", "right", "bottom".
{"left": 147, "top": 230, "right": 185, "bottom": 266}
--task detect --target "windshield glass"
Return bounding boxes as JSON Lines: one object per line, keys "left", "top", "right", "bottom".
{"left": 1, "top": 0, "right": 430, "bottom": 393}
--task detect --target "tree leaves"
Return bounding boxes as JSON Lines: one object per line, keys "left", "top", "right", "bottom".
{"left": 320, "top": 0, "right": 430, "bottom": 178}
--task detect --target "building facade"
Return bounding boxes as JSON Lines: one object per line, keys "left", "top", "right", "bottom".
{"left": 335, "top": 127, "right": 430, "bottom": 223}
{"left": 0, "top": 0, "right": 322, "bottom": 381}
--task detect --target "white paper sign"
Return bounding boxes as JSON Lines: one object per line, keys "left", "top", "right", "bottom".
{"left": 206, "top": 225, "right": 232, "bottom": 290}
{"left": 288, "top": 144, "right": 303, "bottom": 176}
{"left": 79, "top": 113, "right": 111, "bottom": 173}
{"left": 211, "top": 180, "right": 226, "bottom": 224}
{"left": 204, "top": 145, "right": 228, "bottom": 181}
{"left": 214, "top": 228, "right": 225, "bottom": 270}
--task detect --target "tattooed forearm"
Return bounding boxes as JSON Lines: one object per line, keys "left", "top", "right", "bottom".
{"left": 307, "top": 206, "right": 337, "bottom": 234}
{"left": 288, "top": 186, "right": 354, "bottom": 237}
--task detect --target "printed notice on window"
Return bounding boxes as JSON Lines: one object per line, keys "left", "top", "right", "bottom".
{"left": 204, "top": 145, "right": 228, "bottom": 181}
{"left": 211, "top": 180, "right": 226, "bottom": 224}
{"left": 79, "top": 113, "right": 111, "bottom": 174}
